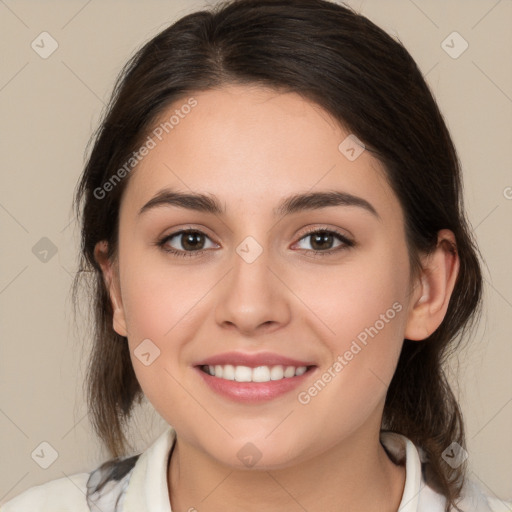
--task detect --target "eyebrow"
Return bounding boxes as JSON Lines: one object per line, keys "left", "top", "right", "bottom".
{"left": 138, "top": 188, "right": 380, "bottom": 220}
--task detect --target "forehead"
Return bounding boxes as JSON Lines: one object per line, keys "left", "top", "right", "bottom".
{"left": 121, "top": 84, "right": 400, "bottom": 222}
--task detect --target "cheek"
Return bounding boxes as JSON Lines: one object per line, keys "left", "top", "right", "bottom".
{"left": 118, "top": 257, "right": 211, "bottom": 421}
{"left": 293, "top": 241, "right": 409, "bottom": 403}
{"left": 298, "top": 244, "right": 409, "bottom": 351}
{"left": 120, "top": 251, "right": 212, "bottom": 341}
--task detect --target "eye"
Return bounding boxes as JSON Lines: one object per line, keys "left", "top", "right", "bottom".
{"left": 157, "top": 229, "right": 218, "bottom": 258}
{"left": 156, "top": 226, "right": 354, "bottom": 259}
{"left": 293, "top": 227, "right": 354, "bottom": 256}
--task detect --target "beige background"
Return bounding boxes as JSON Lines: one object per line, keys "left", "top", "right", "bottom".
{"left": 0, "top": 0, "right": 511, "bottom": 505}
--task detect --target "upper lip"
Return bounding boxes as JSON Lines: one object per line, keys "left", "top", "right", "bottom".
{"left": 195, "top": 351, "right": 316, "bottom": 368}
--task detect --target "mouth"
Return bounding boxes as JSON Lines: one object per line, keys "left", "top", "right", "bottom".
{"left": 193, "top": 352, "right": 318, "bottom": 403}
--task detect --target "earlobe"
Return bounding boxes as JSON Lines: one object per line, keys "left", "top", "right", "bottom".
{"left": 93, "top": 241, "right": 128, "bottom": 338}
{"left": 404, "top": 229, "right": 460, "bottom": 341}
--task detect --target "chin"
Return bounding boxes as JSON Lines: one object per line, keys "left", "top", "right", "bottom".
{"left": 199, "top": 434, "right": 307, "bottom": 471}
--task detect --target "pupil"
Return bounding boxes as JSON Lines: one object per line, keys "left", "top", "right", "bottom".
{"left": 183, "top": 232, "right": 203, "bottom": 250}
{"left": 312, "top": 232, "right": 332, "bottom": 250}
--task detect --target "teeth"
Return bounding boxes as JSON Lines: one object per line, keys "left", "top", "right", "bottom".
{"left": 270, "top": 366, "right": 284, "bottom": 380}
{"left": 295, "top": 366, "right": 307, "bottom": 376}
{"left": 284, "top": 366, "right": 296, "bottom": 378}
{"left": 252, "top": 366, "right": 270, "bottom": 382}
{"left": 234, "top": 366, "right": 252, "bottom": 382}
{"left": 223, "top": 364, "right": 235, "bottom": 380}
{"left": 203, "top": 364, "right": 308, "bottom": 382}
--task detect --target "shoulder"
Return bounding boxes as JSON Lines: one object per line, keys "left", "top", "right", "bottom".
{"left": 1, "top": 427, "right": 175, "bottom": 512}
{"left": 1, "top": 454, "right": 140, "bottom": 512}
{"left": 454, "top": 478, "right": 512, "bottom": 512}
{"left": 380, "top": 431, "right": 511, "bottom": 512}
{"left": 420, "top": 479, "right": 512, "bottom": 512}
{"left": 0, "top": 472, "right": 91, "bottom": 512}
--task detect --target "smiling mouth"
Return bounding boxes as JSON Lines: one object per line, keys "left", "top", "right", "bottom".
{"left": 198, "top": 364, "right": 315, "bottom": 382}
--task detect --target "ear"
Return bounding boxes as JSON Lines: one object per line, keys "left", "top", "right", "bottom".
{"left": 404, "top": 229, "right": 460, "bottom": 341}
{"left": 94, "top": 240, "right": 128, "bottom": 337}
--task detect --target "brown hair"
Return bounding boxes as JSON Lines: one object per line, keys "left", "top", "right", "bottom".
{"left": 72, "top": 1, "right": 483, "bottom": 509}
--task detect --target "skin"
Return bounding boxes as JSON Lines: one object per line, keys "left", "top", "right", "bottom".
{"left": 95, "top": 84, "right": 459, "bottom": 512}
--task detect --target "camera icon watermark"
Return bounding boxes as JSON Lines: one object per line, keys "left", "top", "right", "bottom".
{"left": 338, "top": 134, "right": 365, "bottom": 161}
{"left": 32, "top": 237, "right": 58, "bottom": 263}
{"left": 441, "top": 441, "right": 468, "bottom": 468}
{"left": 31, "top": 441, "right": 59, "bottom": 469}
{"left": 237, "top": 442, "right": 262, "bottom": 467}
{"left": 236, "top": 236, "right": 263, "bottom": 264}
{"left": 134, "top": 338, "right": 161, "bottom": 366}
{"left": 441, "top": 32, "right": 468, "bottom": 59}
{"left": 31, "top": 32, "right": 59, "bottom": 59}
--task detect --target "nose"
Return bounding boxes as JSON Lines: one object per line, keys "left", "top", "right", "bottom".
{"left": 214, "top": 242, "right": 291, "bottom": 337}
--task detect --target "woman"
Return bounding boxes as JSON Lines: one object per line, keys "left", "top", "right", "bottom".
{"left": 2, "top": 0, "right": 509, "bottom": 511}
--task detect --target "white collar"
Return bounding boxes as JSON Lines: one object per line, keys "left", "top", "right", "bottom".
{"left": 122, "top": 427, "right": 176, "bottom": 511}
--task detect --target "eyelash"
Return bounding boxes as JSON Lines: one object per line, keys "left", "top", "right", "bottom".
{"left": 156, "top": 227, "right": 355, "bottom": 259}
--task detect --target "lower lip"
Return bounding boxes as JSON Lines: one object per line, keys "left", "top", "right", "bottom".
{"left": 195, "top": 366, "right": 316, "bottom": 403}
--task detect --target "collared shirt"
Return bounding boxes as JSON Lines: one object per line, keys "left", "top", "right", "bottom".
{"left": 1, "top": 427, "right": 510, "bottom": 511}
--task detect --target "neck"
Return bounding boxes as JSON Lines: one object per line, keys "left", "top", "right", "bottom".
{"left": 167, "top": 422, "right": 406, "bottom": 512}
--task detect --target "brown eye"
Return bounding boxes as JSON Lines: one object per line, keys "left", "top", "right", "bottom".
{"left": 158, "top": 229, "right": 217, "bottom": 258}
{"left": 179, "top": 231, "right": 206, "bottom": 251}
{"left": 309, "top": 231, "right": 336, "bottom": 251}
{"left": 294, "top": 228, "right": 354, "bottom": 256}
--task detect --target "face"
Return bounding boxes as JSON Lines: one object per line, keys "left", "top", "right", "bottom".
{"left": 100, "top": 84, "right": 424, "bottom": 469}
